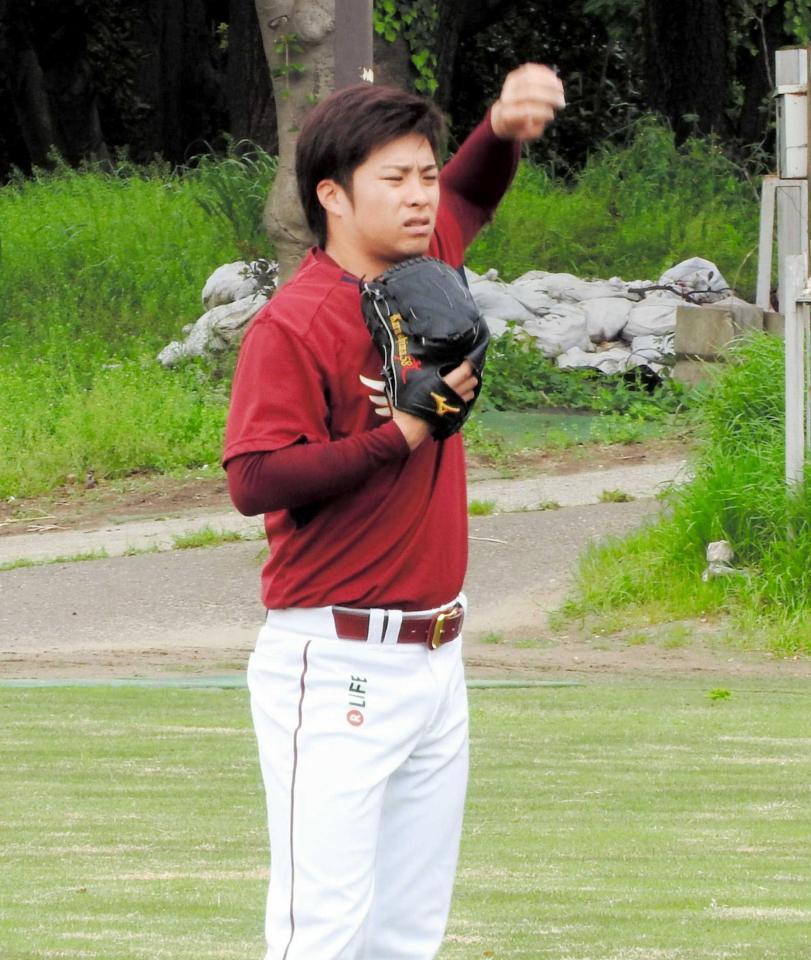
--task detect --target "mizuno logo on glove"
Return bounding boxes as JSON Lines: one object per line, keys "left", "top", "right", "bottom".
{"left": 431, "top": 392, "right": 461, "bottom": 417}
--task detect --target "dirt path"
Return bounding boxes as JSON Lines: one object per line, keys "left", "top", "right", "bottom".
{"left": 2, "top": 497, "right": 808, "bottom": 682}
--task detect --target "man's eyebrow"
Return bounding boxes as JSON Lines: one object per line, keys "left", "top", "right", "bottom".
{"left": 379, "top": 162, "right": 438, "bottom": 172}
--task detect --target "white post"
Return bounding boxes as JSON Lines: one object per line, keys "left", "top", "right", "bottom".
{"left": 785, "top": 254, "right": 808, "bottom": 486}
{"left": 757, "top": 176, "right": 777, "bottom": 310}
{"left": 777, "top": 181, "right": 809, "bottom": 310}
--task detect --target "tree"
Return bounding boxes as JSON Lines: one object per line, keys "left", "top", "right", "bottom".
{"left": 254, "top": 1, "right": 336, "bottom": 281}
{"left": 227, "top": 0, "right": 277, "bottom": 149}
{"left": 643, "top": 0, "right": 730, "bottom": 139}
{"left": 2, "top": 0, "right": 110, "bottom": 169}
{"left": 452, "top": 0, "right": 645, "bottom": 170}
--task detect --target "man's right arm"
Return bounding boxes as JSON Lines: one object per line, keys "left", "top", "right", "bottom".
{"left": 226, "top": 421, "right": 409, "bottom": 515}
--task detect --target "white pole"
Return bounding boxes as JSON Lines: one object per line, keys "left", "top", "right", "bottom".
{"left": 757, "top": 176, "right": 776, "bottom": 310}
{"left": 785, "top": 254, "right": 808, "bottom": 487}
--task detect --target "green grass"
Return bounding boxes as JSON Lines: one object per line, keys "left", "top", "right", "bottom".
{"left": 468, "top": 118, "right": 759, "bottom": 300}
{"left": 0, "top": 548, "right": 110, "bottom": 573}
{"left": 0, "top": 152, "right": 274, "bottom": 499}
{"left": 171, "top": 526, "right": 252, "bottom": 550}
{"left": 1, "top": 680, "right": 809, "bottom": 959}
{"left": 468, "top": 498, "right": 497, "bottom": 516}
{"left": 598, "top": 489, "right": 635, "bottom": 504}
{"left": 466, "top": 406, "right": 683, "bottom": 472}
{"left": 563, "top": 334, "right": 811, "bottom": 654}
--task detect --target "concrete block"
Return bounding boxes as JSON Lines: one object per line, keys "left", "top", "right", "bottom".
{"left": 674, "top": 302, "right": 765, "bottom": 359}
{"left": 672, "top": 358, "right": 724, "bottom": 386}
{"left": 675, "top": 306, "right": 735, "bottom": 359}
{"left": 713, "top": 297, "right": 764, "bottom": 332}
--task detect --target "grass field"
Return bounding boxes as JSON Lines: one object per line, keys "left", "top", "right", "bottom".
{"left": 1, "top": 679, "right": 809, "bottom": 959}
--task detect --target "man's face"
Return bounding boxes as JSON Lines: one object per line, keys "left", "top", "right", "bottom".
{"left": 327, "top": 133, "right": 440, "bottom": 274}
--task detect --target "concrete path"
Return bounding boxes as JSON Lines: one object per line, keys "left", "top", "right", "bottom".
{"left": 0, "top": 499, "right": 661, "bottom": 678}
{"left": 0, "top": 457, "right": 687, "bottom": 567}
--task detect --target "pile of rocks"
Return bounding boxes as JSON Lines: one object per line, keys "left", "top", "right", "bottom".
{"left": 158, "top": 256, "right": 751, "bottom": 377}
{"left": 465, "top": 257, "right": 743, "bottom": 375}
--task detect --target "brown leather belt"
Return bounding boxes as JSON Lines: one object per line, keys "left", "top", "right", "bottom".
{"left": 332, "top": 602, "right": 464, "bottom": 649}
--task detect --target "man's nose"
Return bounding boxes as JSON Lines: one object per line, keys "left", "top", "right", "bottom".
{"left": 406, "top": 177, "right": 430, "bottom": 206}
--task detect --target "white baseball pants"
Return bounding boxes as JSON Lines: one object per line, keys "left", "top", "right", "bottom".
{"left": 247, "top": 602, "right": 469, "bottom": 960}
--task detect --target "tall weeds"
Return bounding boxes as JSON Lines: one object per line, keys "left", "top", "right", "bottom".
{"left": 565, "top": 335, "right": 811, "bottom": 653}
{"left": 0, "top": 158, "right": 253, "bottom": 496}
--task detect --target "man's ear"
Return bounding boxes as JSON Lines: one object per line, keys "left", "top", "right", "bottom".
{"left": 316, "top": 178, "right": 348, "bottom": 218}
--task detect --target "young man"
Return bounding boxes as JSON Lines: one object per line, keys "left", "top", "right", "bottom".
{"left": 223, "top": 64, "right": 564, "bottom": 960}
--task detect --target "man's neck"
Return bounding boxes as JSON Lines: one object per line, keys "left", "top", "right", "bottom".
{"left": 323, "top": 238, "right": 390, "bottom": 281}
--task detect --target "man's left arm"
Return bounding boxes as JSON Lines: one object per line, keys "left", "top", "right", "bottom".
{"left": 440, "top": 63, "right": 566, "bottom": 248}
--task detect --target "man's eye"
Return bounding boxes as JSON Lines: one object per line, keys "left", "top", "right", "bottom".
{"left": 383, "top": 176, "right": 403, "bottom": 182}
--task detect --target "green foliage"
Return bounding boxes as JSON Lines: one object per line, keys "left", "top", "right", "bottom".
{"left": 188, "top": 140, "right": 278, "bottom": 261}
{"left": 565, "top": 334, "right": 811, "bottom": 653}
{"left": 482, "top": 325, "right": 687, "bottom": 419}
{"left": 271, "top": 33, "right": 306, "bottom": 98}
{"left": 468, "top": 118, "right": 760, "bottom": 301}
{"left": 373, "top": 0, "right": 439, "bottom": 95}
{"left": 0, "top": 161, "right": 247, "bottom": 497}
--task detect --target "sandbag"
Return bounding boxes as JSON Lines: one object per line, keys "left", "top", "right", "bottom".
{"left": 468, "top": 278, "right": 537, "bottom": 323}
{"left": 523, "top": 307, "right": 591, "bottom": 357}
{"left": 202, "top": 260, "right": 277, "bottom": 309}
{"left": 512, "top": 270, "right": 629, "bottom": 304}
{"left": 623, "top": 300, "right": 679, "bottom": 340}
{"left": 658, "top": 257, "right": 729, "bottom": 303}
{"left": 158, "top": 293, "right": 267, "bottom": 367}
{"left": 557, "top": 345, "right": 632, "bottom": 374}
{"left": 581, "top": 297, "right": 633, "bottom": 342}
{"left": 629, "top": 334, "right": 674, "bottom": 369}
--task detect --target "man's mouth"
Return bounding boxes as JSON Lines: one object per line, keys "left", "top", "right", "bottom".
{"left": 403, "top": 217, "right": 431, "bottom": 231}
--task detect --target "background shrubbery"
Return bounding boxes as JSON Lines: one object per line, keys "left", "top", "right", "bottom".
{"left": 0, "top": 149, "right": 276, "bottom": 498}
{"left": 0, "top": 121, "right": 758, "bottom": 499}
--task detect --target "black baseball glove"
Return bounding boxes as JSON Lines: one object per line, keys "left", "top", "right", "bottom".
{"left": 359, "top": 257, "right": 490, "bottom": 440}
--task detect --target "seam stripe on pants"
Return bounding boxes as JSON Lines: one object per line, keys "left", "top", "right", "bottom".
{"left": 282, "top": 639, "right": 312, "bottom": 960}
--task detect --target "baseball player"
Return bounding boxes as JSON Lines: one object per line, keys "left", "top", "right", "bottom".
{"left": 223, "top": 64, "right": 565, "bottom": 960}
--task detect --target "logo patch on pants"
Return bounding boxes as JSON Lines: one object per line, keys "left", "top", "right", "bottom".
{"left": 347, "top": 675, "right": 367, "bottom": 726}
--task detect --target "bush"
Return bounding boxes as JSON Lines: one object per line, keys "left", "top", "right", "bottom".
{"left": 482, "top": 325, "right": 687, "bottom": 418}
{"left": 468, "top": 118, "right": 760, "bottom": 300}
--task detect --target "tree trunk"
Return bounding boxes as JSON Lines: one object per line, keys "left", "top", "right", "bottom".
{"left": 255, "top": 0, "right": 335, "bottom": 282}
{"left": 643, "top": 0, "right": 730, "bottom": 139}
{"left": 372, "top": 30, "right": 412, "bottom": 91}
{"left": 228, "top": 0, "right": 278, "bottom": 149}
{"left": 4, "top": 2, "right": 110, "bottom": 168}
{"left": 435, "top": 0, "right": 521, "bottom": 109}
{"left": 130, "top": 0, "right": 224, "bottom": 162}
